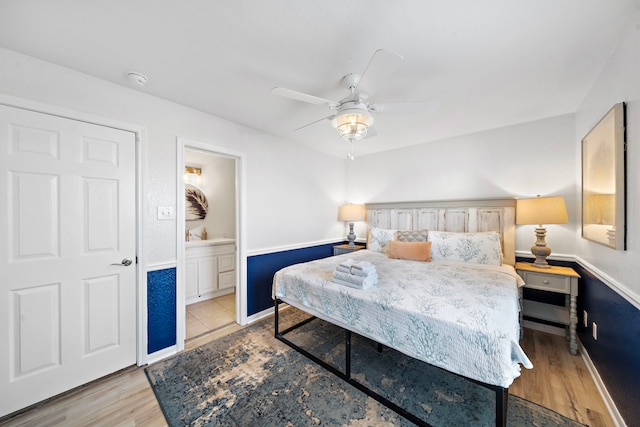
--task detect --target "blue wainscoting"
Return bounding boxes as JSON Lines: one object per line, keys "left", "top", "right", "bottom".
{"left": 147, "top": 268, "right": 177, "bottom": 353}
{"left": 575, "top": 265, "right": 640, "bottom": 425}
{"left": 246, "top": 242, "right": 343, "bottom": 316}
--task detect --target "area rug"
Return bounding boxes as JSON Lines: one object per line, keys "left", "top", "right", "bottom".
{"left": 145, "top": 308, "right": 586, "bottom": 426}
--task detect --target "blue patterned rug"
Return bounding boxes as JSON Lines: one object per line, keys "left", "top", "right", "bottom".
{"left": 145, "top": 308, "right": 586, "bottom": 426}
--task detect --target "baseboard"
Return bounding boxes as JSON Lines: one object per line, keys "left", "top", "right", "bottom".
{"left": 146, "top": 345, "right": 177, "bottom": 365}
{"left": 245, "top": 302, "right": 292, "bottom": 324}
{"left": 578, "top": 340, "right": 627, "bottom": 427}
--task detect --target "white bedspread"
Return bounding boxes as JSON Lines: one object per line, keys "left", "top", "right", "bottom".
{"left": 272, "top": 250, "right": 532, "bottom": 388}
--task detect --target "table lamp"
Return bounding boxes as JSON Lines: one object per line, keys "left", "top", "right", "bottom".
{"left": 338, "top": 204, "right": 364, "bottom": 247}
{"left": 516, "top": 195, "right": 568, "bottom": 268}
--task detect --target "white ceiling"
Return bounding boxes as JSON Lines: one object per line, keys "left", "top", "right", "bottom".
{"left": 0, "top": 0, "right": 636, "bottom": 158}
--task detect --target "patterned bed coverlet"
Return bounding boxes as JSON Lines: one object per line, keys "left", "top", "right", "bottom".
{"left": 272, "top": 250, "right": 532, "bottom": 388}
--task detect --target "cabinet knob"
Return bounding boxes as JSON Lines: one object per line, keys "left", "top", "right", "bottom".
{"left": 543, "top": 280, "right": 549, "bottom": 284}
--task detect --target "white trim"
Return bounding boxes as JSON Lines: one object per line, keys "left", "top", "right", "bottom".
{"left": 145, "top": 345, "right": 178, "bottom": 366}
{"left": 246, "top": 307, "right": 277, "bottom": 324}
{"left": 0, "top": 94, "right": 146, "bottom": 134}
{"left": 146, "top": 261, "right": 178, "bottom": 271}
{"left": 247, "top": 238, "right": 345, "bottom": 257}
{"left": 176, "top": 143, "right": 186, "bottom": 352}
{"left": 579, "top": 340, "right": 627, "bottom": 427}
{"left": 0, "top": 93, "right": 149, "bottom": 367}
{"left": 176, "top": 137, "right": 248, "bottom": 353}
{"left": 515, "top": 250, "right": 575, "bottom": 263}
{"left": 246, "top": 302, "right": 292, "bottom": 325}
{"left": 575, "top": 256, "right": 640, "bottom": 311}
{"left": 135, "top": 128, "right": 149, "bottom": 366}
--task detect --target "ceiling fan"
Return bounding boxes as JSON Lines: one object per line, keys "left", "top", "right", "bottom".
{"left": 271, "top": 49, "right": 439, "bottom": 146}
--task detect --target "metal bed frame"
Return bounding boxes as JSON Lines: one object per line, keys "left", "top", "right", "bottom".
{"left": 274, "top": 299, "right": 508, "bottom": 427}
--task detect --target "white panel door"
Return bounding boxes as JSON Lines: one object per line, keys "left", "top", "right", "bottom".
{"left": 0, "top": 105, "right": 137, "bottom": 417}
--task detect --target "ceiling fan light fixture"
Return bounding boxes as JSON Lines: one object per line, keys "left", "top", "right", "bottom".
{"left": 331, "top": 108, "right": 374, "bottom": 142}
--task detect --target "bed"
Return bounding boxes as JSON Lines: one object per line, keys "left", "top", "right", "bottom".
{"left": 273, "top": 199, "right": 532, "bottom": 426}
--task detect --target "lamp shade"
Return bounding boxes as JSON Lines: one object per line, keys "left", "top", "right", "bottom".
{"left": 331, "top": 108, "right": 374, "bottom": 142}
{"left": 516, "top": 196, "right": 568, "bottom": 225}
{"left": 338, "top": 204, "right": 364, "bottom": 222}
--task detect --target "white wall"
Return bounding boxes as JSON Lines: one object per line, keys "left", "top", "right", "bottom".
{"left": 575, "top": 14, "right": 640, "bottom": 300}
{"left": 346, "top": 114, "right": 578, "bottom": 257}
{"left": 0, "top": 47, "right": 347, "bottom": 264}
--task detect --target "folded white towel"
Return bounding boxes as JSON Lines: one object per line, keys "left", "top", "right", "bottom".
{"left": 338, "top": 259, "right": 356, "bottom": 270}
{"left": 351, "top": 261, "right": 376, "bottom": 272}
{"left": 331, "top": 277, "right": 375, "bottom": 289}
{"left": 337, "top": 259, "right": 376, "bottom": 276}
{"left": 335, "top": 265, "right": 352, "bottom": 274}
{"left": 332, "top": 270, "right": 378, "bottom": 288}
{"left": 350, "top": 267, "right": 375, "bottom": 277}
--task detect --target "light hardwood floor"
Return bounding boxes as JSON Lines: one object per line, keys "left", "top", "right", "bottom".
{"left": 0, "top": 321, "right": 614, "bottom": 427}
{"left": 510, "top": 328, "right": 614, "bottom": 426}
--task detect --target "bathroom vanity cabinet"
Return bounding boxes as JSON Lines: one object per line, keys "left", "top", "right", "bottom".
{"left": 185, "top": 239, "right": 236, "bottom": 305}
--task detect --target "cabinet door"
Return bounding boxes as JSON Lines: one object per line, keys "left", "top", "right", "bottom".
{"left": 218, "top": 253, "right": 235, "bottom": 273}
{"left": 198, "top": 256, "right": 218, "bottom": 294}
{"left": 185, "top": 258, "right": 198, "bottom": 299}
{"left": 218, "top": 271, "right": 236, "bottom": 290}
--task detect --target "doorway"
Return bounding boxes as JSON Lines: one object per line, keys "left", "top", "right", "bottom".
{"left": 176, "top": 138, "right": 246, "bottom": 350}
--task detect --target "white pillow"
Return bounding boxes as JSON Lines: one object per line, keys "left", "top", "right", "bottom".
{"left": 367, "top": 228, "right": 396, "bottom": 253}
{"left": 428, "top": 231, "right": 502, "bottom": 265}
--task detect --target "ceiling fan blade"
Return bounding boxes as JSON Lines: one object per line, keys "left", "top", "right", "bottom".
{"left": 294, "top": 114, "right": 336, "bottom": 131}
{"left": 271, "top": 87, "right": 339, "bottom": 108}
{"left": 370, "top": 100, "right": 440, "bottom": 114}
{"left": 356, "top": 49, "right": 404, "bottom": 97}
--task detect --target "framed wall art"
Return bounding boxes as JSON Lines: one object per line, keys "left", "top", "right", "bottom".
{"left": 185, "top": 183, "right": 209, "bottom": 221}
{"left": 582, "top": 102, "right": 626, "bottom": 250}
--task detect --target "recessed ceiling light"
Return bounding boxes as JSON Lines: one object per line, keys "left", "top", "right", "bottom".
{"left": 127, "top": 71, "right": 148, "bottom": 86}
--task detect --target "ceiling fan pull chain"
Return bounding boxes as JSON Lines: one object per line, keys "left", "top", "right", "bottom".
{"left": 347, "top": 141, "right": 355, "bottom": 160}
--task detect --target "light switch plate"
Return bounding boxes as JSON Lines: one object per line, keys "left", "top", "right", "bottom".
{"left": 157, "top": 206, "right": 175, "bottom": 220}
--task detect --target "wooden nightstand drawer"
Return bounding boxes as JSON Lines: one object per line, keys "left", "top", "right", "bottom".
{"left": 521, "top": 271, "right": 570, "bottom": 294}
{"left": 333, "top": 244, "right": 364, "bottom": 256}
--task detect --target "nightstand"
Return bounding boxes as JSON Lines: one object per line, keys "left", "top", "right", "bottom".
{"left": 333, "top": 244, "right": 365, "bottom": 256}
{"left": 515, "top": 262, "right": 581, "bottom": 355}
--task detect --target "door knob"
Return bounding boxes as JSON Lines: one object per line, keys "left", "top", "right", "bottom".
{"left": 111, "top": 258, "right": 133, "bottom": 266}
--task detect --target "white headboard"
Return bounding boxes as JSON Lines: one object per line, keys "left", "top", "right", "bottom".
{"left": 365, "top": 199, "right": 517, "bottom": 266}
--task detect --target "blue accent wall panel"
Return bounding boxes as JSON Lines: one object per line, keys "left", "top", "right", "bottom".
{"left": 575, "top": 266, "right": 640, "bottom": 425}
{"left": 147, "top": 268, "right": 177, "bottom": 354}
{"left": 246, "top": 242, "right": 340, "bottom": 316}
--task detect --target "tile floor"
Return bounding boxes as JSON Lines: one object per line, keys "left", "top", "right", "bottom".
{"left": 186, "top": 292, "right": 236, "bottom": 340}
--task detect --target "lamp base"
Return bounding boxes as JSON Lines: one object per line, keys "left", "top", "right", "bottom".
{"left": 530, "top": 226, "right": 552, "bottom": 268}
{"left": 347, "top": 222, "right": 356, "bottom": 247}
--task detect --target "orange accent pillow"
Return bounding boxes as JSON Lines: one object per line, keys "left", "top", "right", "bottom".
{"left": 388, "top": 241, "right": 432, "bottom": 262}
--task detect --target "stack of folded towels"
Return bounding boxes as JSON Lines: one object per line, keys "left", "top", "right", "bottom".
{"left": 332, "top": 258, "right": 378, "bottom": 289}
